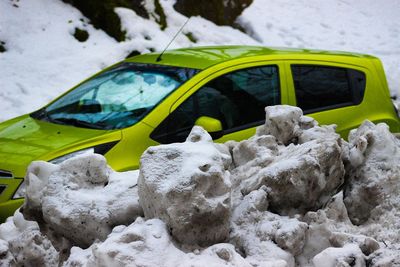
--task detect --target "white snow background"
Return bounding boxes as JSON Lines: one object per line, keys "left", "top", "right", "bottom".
{"left": 0, "top": 0, "right": 400, "bottom": 122}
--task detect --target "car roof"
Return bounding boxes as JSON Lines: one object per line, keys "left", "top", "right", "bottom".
{"left": 125, "top": 45, "right": 376, "bottom": 70}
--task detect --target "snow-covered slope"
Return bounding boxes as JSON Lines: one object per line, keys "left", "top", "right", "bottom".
{"left": 1, "top": 0, "right": 400, "bottom": 122}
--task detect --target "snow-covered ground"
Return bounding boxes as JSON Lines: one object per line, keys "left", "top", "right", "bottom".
{"left": 1, "top": 105, "right": 399, "bottom": 266}
{"left": 1, "top": 0, "right": 400, "bottom": 122}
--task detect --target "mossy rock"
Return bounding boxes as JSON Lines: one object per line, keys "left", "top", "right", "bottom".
{"left": 63, "top": 0, "right": 150, "bottom": 42}
{"left": 184, "top": 32, "right": 197, "bottom": 43}
{"left": 125, "top": 50, "right": 141, "bottom": 59}
{"left": 73, "top": 28, "right": 89, "bottom": 42}
{"left": 153, "top": 0, "right": 167, "bottom": 30}
{"left": 174, "top": 0, "right": 253, "bottom": 28}
{"left": 0, "top": 41, "right": 6, "bottom": 53}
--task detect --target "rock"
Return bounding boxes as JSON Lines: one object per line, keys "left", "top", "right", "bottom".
{"left": 62, "top": 0, "right": 150, "bottom": 41}
{"left": 173, "top": 0, "right": 253, "bottom": 29}
{"left": 138, "top": 126, "right": 232, "bottom": 246}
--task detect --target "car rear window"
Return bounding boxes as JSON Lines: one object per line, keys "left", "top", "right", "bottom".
{"left": 291, "top": 65, "right": 366, "bottom": 113}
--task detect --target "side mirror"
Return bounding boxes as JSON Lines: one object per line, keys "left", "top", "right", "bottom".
{"left": 195, "top": 116, "right": 223, "bottom": 139}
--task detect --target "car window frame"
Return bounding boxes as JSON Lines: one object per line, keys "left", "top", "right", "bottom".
{"left": 283, "top": 60, "right": 369, "bottom": 114}
{"left": 150, "top": 60, "right": 288, "bottom": 143}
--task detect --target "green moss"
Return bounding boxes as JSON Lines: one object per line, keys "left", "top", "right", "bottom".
{"left": 0, "top": 41, "right": 6, "bottom": 53}
{"left": 73, "top": 28, "right": 89, "bottom": 42}
{"left": 154, "top": 0, "right": 167, "bottom": 30}
{"left": 184, "top": 32, "right": 197, "bottom": 43}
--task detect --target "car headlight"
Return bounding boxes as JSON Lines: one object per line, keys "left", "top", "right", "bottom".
{"left": 49, "top": 148, "right": 95, "bottom": 164}
{"left": 12, "top": 180, "right": 26, "bottom": 199}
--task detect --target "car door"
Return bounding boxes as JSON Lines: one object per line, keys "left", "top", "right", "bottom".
{"left": 284, "top": 60, "right": 369, "bottom": 138}
{"left": 150, "top": 61, "right": 288, "bottom": 144}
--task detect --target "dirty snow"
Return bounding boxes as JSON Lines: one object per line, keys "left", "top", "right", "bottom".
{"left": 2, "top": 0, "right": 400, "bottom": 266}
{"left": 139, "top": 126, "right": 232, "bottom": 246}
{"left": 1, "top": 105, "right": 400, "bottom": 266}
{"left": 1, "top": 0, "right": 400, "bottom": 121}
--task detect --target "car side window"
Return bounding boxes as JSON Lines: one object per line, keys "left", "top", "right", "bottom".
{"left": 291, "top": 65, "right": 366, "bottom": 113}
{"left": 151, "top": 65, "right": 280, "bottom": 143}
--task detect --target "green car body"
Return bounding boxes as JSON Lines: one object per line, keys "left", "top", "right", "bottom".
{"left": 1, "top": 45, "right": 399, "bottom": 221}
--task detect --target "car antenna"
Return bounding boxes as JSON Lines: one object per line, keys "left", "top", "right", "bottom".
{"left": 156, "top": 17, "right": 190, "bottom": 62}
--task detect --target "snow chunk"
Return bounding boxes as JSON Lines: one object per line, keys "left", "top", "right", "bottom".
{"left": 232, "top": 105, "right": 345, "bottom": 215}
{"left": 0, "top": 239, "right": 14, "bottom": 266}
{"left": 344, "top": 121, "right": 400, "bottom": 225}
{"left": 64, "top": 218, "right": 251, "bottom": 267}
{"left": 0, "top": 210, "right": 59, "bottom": 267}
{"left": 138, "top": 126, "right": 232, "bottom": 246}
{"left": 256, "top": 105, "right": 304, "bottom": 145}
{"left": 368, "top": 247, "right": 400, "bottom": 267}
{"left": 313, "top": 244, "right": 366, "bottom": 267}
{"left": 24, "top": 153, "right": 142, "bottom": 247}
{"left": 23, "top": 161, "right": 59, "bottom": 216}
{"left": 230, "top": 188, "right": 307, "bottom": 266}
{"left": 298, "top": 191, "right": 380, "bottom": 265}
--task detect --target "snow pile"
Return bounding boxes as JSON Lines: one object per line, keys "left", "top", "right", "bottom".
{"left": 23, "top": 154, "right": 142, "bottom": 248}
{"left": 1, "top": 105, "right": 400, "bottom": 266}
{"left": 64, "top": 218, "right": 251, "bottom": 267}
{"left": 139, "top": 126, "right": 232, "bottom": 246}
{"left": 345, "top": 121, "right": 400, "bottom": 226}
{"left": 230, "top": 106, "right": 345, "bottom": 215}
{"left": 312, "top": 244, "right": 365, "bottom": 267}
{"left": 230, "top": 187, "right": 307, "bottom": 266}
{"left": 0, "top": 211, "right": 59, "bottom": 267}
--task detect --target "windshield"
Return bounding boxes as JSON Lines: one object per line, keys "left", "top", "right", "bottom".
{"left": 31, "top": 63, "right": 199, "bottom": 130}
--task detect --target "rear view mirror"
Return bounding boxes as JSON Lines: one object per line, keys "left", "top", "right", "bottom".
{"left": 195, "top": 116, "right": 223, "bottom": 139}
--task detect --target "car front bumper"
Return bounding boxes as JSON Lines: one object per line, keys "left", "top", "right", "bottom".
{"left": 0, "top": 178, "right": 24, "bottom": 222}
{"left": 0, "top": 198, "right": 24, "bottom": 222}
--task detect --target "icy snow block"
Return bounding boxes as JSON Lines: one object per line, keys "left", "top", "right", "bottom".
{"left": 232, "top": 105, "right": 344, "bottom": 214}
{"left": 0, "top": 240, "right": 15, "bottom": 266}
{"left": 0, "top": 210, "right": 59, "bottom": 267}
{"left": 313, "top": 244, "right": 366, "bottom": 267}
{"left": 23, "top": 161, "right": 59, "bottom": 217}
{"left": 64, "top": 218, "right": 251, "bottom": 267}
{"left": 368, "top": 248, "right": 400, "bottom": 267}
{"left": 237, "top": 134, "right": 345, "bottom": 214}
{"left": 138, "top": 126, "right": 232, "bottom": 246}
{"left": 230, "top": 188, "right": 306, "bottom": 266}
{"left": 256, "top": 105, "right": 316, "bottom": 145}
{"left": 344, "top": 121, "right": 400, "bottom": 225}
{"left": 31, "top": 154, "right": 143, "bottom": 247}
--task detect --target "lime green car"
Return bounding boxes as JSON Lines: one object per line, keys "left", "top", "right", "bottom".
{"left": 1, "top": 45, "right": 399, "bottom": 221}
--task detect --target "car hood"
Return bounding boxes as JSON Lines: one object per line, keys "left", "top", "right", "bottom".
{"left": 0, "top": 115, "right": 121, "bottom": 177}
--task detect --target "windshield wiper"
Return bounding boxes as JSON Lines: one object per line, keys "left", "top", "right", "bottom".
{"left": 31, "top": 108, "right": 62, "bottom": 124}
{"left": 49, "top": 117, "right": 106, "bottom": 130}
